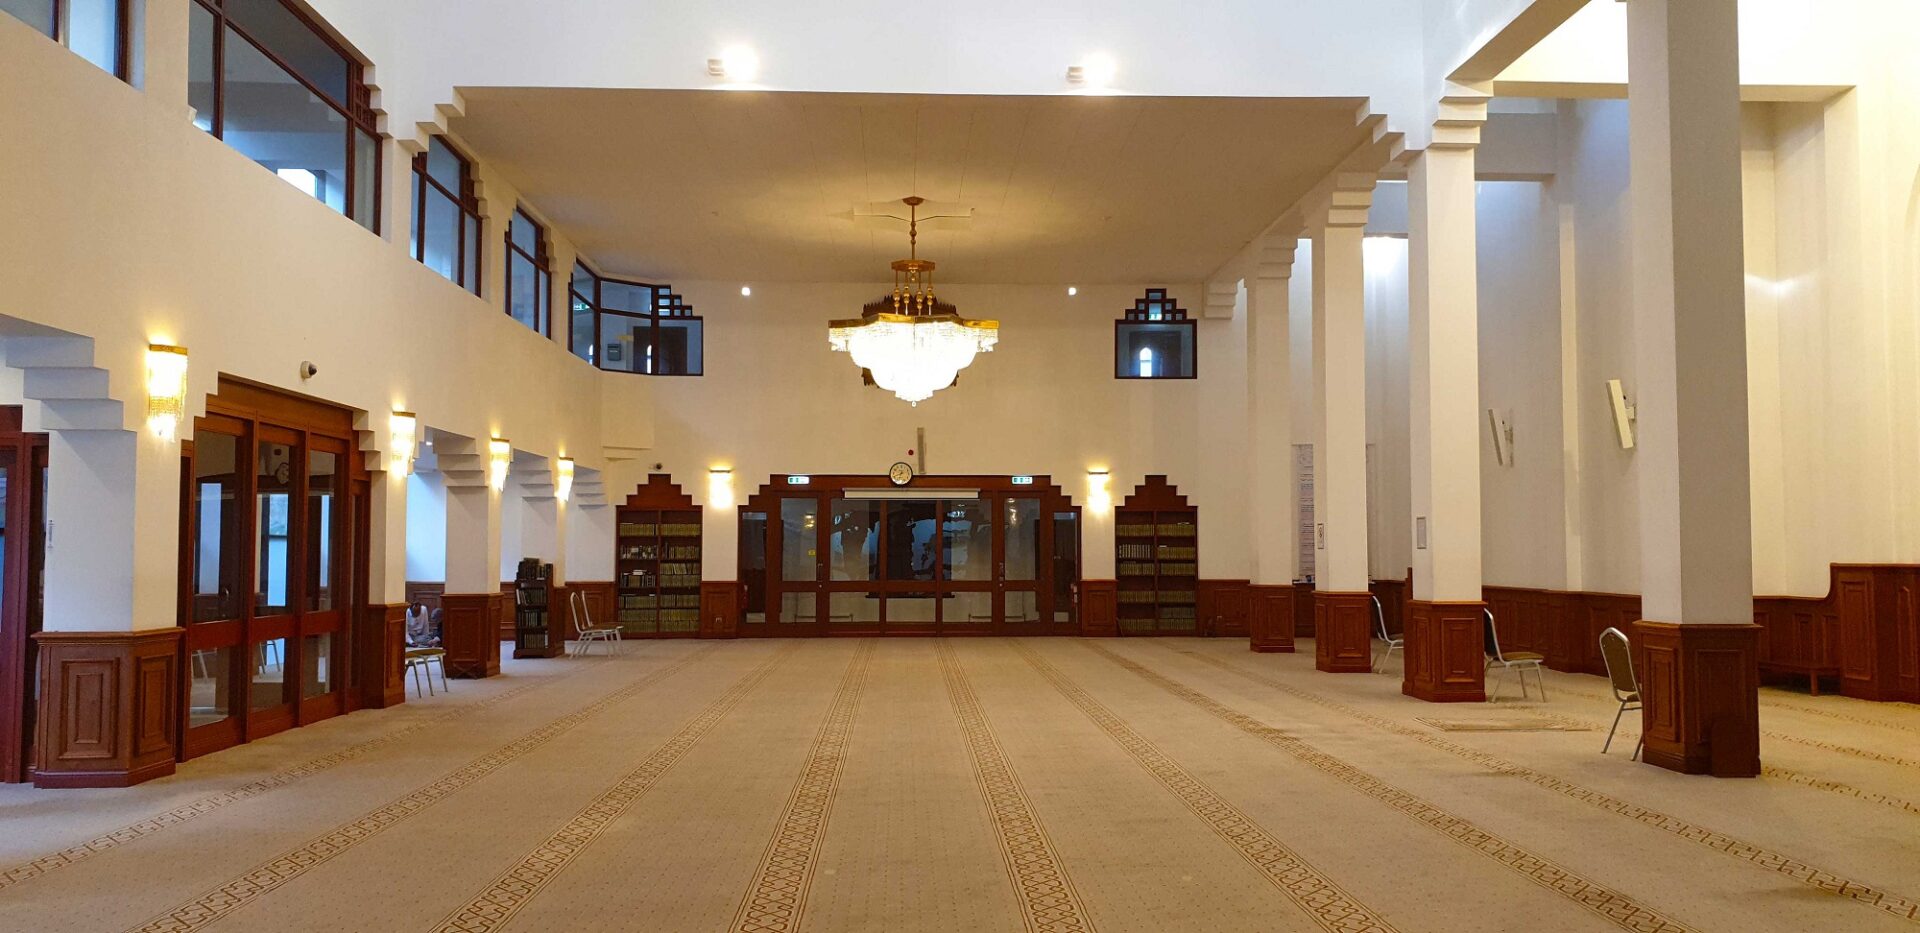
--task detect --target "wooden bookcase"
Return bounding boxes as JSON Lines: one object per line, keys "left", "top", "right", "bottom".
{"left": 1115, "top": 475, "right": 1198, "bottom": 635}
{"left": 615, "top": 475, "right": 703, "bottom": 637}
{"left": 512, "top": 560, "right": 563, "bottom": 658}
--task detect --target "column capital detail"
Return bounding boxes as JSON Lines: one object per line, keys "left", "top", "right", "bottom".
{"left": 1429, "top": 81, "right": 1492, "bottom": 151}
{"left": 1304, "top": 171, "right": 1378, "bottom": 232}
{"left": 1253, "top": 234, "right": 1300, "bottom": 281}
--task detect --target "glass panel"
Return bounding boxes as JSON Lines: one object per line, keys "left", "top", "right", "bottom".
{"left": 0, "top": 0, "right": 55, "bottom": 37}
{"left": 222, "top": 26, "right": 349, "bottom": 215}
{"left": 1005, "top": 591, "right": 1041, "bottom": 624}
{"left": 828, "top": 591, "right": 880, "bottom": 627}
{"left": 600, "top": 281, "right": 651, "bottom": 314}
{"left": 887, "top": 591, "right": 936, "bottom": 628}
{"left": 0, "top": 466, "right": 8, "bottom": 601}
{"left": 69, "top": 0, "right": 123, "bottom": 75}
{"left": 352, "top": 127, "right": 378, "bottom": 231}
{"left": 1004, "top": 499, "right": 1040, "bottom": 581}
{"left": 599, "top": 314, "right": 649, "bottom": 374}
{"left": 193, "top": 429, "right": 244, "bottom": 622}
{"left": 827, "top": 499, "right": 880, "bottom": 581}
{"left": 740, "top": 511, "right": 767, "bottom": 623}
{"left": 421, "top": 186, "right": 459, "bottom": 282}
{"left": 224, "top": 0, "right": 350, "bottom": 106}
{"left": 655, "top": 318, "right": 702, "bottom": 375}
{"left": 1052, "top": 512, "right": 1080, "bottom": 623}
{"left": 425, "top": 139, "right": 463, "bottom": 190}
{"left": 778, "top": 591, "right": 815, "bottom": 625}
{"left": 254, "top": 439, "right": 295, "bottom": 615}
{"left": 507, "top": 251, "right": 540, "bottom": 330}
{"left": 570, "top": 292, "right": 596, "bottom": 362}
{"left": 461, "top": 217, "right": 481, "bottom": 295}
{"left": 941, "top": 499, "right": 991, "bottom": 581}
{"left": 188, "top": 647, "right": 233, "bottom": 728}
{"left": 780, "top": 499, "right": 817, "bottom": 581}
{"left": 509, "top": 209, "right": 539, "bottom": 253}
{"left": 188, "top": 2, "right": 216, "bottom": 132}
{"left": 250, "top": 637, "right": 288, "bottom": 710}
{"left": 305, "top": 449, "right": 336, "bottom": 611}
{"left": 887, "top": 501, "right": 937, "bottom": 582}
{"left": 301, "top": 632, "right": 331, "bottom": 699}
{"left": 944, "top": 591, "right": 993, "bottom": 626}
{"left": 570, "top": 263, "right": 595, "bottom": 296}
{"left": 1115, "top": 322, "right": 1196, "bottom": 378}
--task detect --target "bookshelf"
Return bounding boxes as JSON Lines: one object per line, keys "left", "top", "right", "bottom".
{"left": 615, "top": 474, "right": 703, "bottom": 637}
{"left": 1114, "top": 475, "right": 1198, "bottom": 635}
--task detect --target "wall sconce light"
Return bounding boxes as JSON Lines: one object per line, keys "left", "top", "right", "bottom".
{"left": 1066, "top": 54, "right": 1118, "bottom": 89}
{"left": 556, "top": 457, "right": 575, "bottom": 503}
{"left": 1087, "top": 467, "right": 1112, "bottom": 514}
{"left": 709, "top": 466, "right": 735, "bottom": 509}
{"left": 488, "top": 438, "right": 511, "bottom": 491}
{"left": 707, "top": 45, "right": 759, "bottom": 81}
{"left": 144, "top": 343, "right": 189, "bottom": 439}
{"left": 389, "top": 411, "right": 418, "bottom": 473}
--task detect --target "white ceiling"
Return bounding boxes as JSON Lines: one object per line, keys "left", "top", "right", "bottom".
{"left": 449, "top": 89, "right": 1372, "bottom": 285}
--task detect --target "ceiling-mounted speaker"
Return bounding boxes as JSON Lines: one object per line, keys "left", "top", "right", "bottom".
{"left": 1607, "top": 379, "right": 1636, "bottom": 449}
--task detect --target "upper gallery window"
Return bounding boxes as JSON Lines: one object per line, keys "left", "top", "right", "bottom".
{"left": 2, "top": 0, "right": 129, "bottom": 78}
{"left": 186, "top": 0, "right": 380, "bottom": 232}
{"left": 1114, "top": 288, "right": 1196, "bottom": 379}
{"left": 505, "top": 207, "right": 551, "bottom": 335}
{"left": 410, "top": 137, "right": 482, "bottom": 294}
{"left": 569, "top": 267, "right": 703, "bottom": 376}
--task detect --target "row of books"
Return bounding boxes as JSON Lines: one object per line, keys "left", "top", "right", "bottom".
{"left": 616, "top": 609, "right": 701, "bottom": 625}
{"left": 618, "top": 523, "right": 702, "bottom": 537}
{"left": 1117, "top": 590, "right": 1196, "bottom": 605}
{"left": 618, "top": 594, "right": 701, "bottom": 609}
{"left": 1119, "top": 562, "right": 1197, "bottom": 576}
{"left": 1115, "top": 524, "right": 1197, "bottom": 537}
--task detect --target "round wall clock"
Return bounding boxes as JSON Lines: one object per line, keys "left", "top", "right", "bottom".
{"left": 888, "top": 461, "right": 914, "bottom": 486}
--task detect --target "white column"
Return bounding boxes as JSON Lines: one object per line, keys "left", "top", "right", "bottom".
{"left": 440, "top": 436, "right": 502, "bottom": 595}
{"left": 1309, "top": 174, "right": 1377, "bottom": 594}
{"left": 368, "top": 463, "right": 408, "bottom": 606}
{"left": 1248, "top": 234, "right": 1299, "bottom": 586}
{"left": 1628, "top": 0, "right": 1752, "bottom": 625}
{"left": 1407, "top": 88, "right": 1490, "bottom": 602}
{"left": 516, "top": 454, "right": 562, "bottom": 579}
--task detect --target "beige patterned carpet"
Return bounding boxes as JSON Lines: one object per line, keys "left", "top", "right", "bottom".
{"left": 2, "top": 638, "right": 1918, "bottom": 932}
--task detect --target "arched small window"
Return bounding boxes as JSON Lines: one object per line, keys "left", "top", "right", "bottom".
{"left": 1115, "top": 289, "right": 1195, "bottom": 379}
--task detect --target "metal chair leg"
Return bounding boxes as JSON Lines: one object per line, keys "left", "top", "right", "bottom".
{"left": 436, "top": 657, "right": 450, "bottom": 693}
{"left": 1632, "top": 734, "right": 1644, "bottom": 761}
{"left": 1605, "top": 701, "right": 1625, "bottom": 753}
{"left": 1487, "top": 663, "right": 1505, "bottom": 703}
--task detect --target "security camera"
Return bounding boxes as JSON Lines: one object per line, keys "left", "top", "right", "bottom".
{"left": 300, "top": 361, "right": 319, "bottom": 380}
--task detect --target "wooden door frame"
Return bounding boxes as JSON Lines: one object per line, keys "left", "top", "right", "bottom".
{"left": 0, "top": 409, "right": 49, "bottom": 783}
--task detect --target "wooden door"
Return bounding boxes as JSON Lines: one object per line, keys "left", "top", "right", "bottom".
{"left": 181, "top": 414, "right": 249, "bottom": 758}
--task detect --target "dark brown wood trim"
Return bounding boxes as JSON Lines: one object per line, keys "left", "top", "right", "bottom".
{"left": 1248, "top": 584, "right": 1296, "bottom": 653}
{"left": 440, "top": 593, "right": 503, "bottom": 679}
{"left": 31, "top": 628, "right": 183, "bottom": 788}
{"left": 1634, "top": 621, "right": 1761, "bottom": 777}
{"left": 1196, "top": 580, "right": 1250, "bottom": 637}
{"left": 699, "top": 581, "right": 741, "bottom": 638}
{"left": 1402, "top": 600, "right": 1486, "bottom": 702}
{"left": 1313, "top": 591, "right": 1373, "bottom": 673}
{"left": 564, "top": 581, "right": 616, "bottom": 641}
{"left": 1079, "top": 580, "right": 1117, "bottom": 637}
{"left": 355, "top": 603, "right": 407, "bottom": 709}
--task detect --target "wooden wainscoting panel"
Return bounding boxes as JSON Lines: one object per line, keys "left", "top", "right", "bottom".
{"left": 700, "top": 581, "right": 742, "bottom": 638}
{"left": 356, "top": 603, "right": 407, "bottom": 709}
{"left": 32, "top": 628, "right": 182, "bottom": 788}
{"left": 1197, "top": 580, "right": 1251, "bottom": 638}
{"left": 1291, "top": 585, "right": 1315, "bottom": 638}
{"left": 1633, "top": 621, "right": 1760, "bottom": 777}
{"left": 404, "top": 581, "right": 445, "bottom": 615}
{"left": 1080, "top": 580, "right": 1117, "bottom": 637}
{"left": 1403, "top": 600, "right": 1486, "bottom": 702}
{"left": 498, "top": 581, "right": 517, "bottom": 641}
{"left": 1369, "top": 575, "right": 1408, "bottom": 639}
{"left": 441, "top": 593, "right": 503, "bottom": 679}
{"left": 1248, "top": 584, "right": 1295, "bottom": 653}
{"left": 566, "top": 581, "right": 616, "bottom": 641}
{"left": 1313, "top": 591, "right": 1374, "bottom": 673}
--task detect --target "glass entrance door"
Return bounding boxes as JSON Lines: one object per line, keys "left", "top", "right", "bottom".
{"left": 0, "top": 423, "right": 50, "bottom": 784}
{"left": 246, "top": 425, "right": 300, "bottom": 740}
{"left": 999, "top": 497, "right": 1045, "bottom": 634}
{"left": 183, "top": 415, "right": 247, "bottom": 756}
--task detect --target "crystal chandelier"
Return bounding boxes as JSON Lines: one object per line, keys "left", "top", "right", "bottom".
{"left": 828, "top": 197, "right": 998, "bottom": 405}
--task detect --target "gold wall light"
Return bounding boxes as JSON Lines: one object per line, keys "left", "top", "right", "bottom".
{"left": 145, "top": 343, "right": 189, "bottom": 438}
{"left": 488, "top": 438, "right": 512, "bottom": 491}
{"left": 389, "top": 411, "right": 418, "bottom": 473}
{"left": 556, "top": 457, "right": 575, "bottom": 502}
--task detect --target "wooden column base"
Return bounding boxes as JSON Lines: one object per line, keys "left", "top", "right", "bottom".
{"left": 31, "top": 628, "right": 182, "bottom": 788}
{"left": 1248, "top": 584, "right": 1296, "bottom": 653}
{"left": 1314, "top": 591, "right": 1374, "bottom": 673}
{"left": 1079, "top": 580, "right": 1118, "bottom": 637}
{"left": 1402, "top": 600, "right": 1486, "bottom": 702}
{"left": 441, "top": 592, "right": 504, "bottom": 679}
{"left": 699, "top": 581, "right": 742, "bottom": 638}
{"left": 1634, "top": 621, "right": 1761, "bottom": 777}
{"left": 357, "top": 603, "right": 408, "bottom": 709}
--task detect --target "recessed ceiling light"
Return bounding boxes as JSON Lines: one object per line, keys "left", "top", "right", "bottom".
{"left": 1067, "top": 286, "right": 1078, "bottom": 296}
{"left": 708, "top": 45, "right": 759, "bottom": 82}
{"left": 740, "top": 285, "right": 752, "bottom": 296}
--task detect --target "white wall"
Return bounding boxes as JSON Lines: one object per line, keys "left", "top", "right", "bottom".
{"left": 1363, "top": 237, "right": 1411, "bottom": 582}
{"left": 405, "top": 470, "right": 447, "bottom": 582}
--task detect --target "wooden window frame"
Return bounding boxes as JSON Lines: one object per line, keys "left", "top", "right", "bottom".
{"left": 568, "top": 263, "right": 704, "bottom": 377}
{"left": 10, "top": 0, "right": 132, "bottom": 79}
{"left": 189, "top": 0, "right": 382, "bottom": 234}
{"left": 411, "top": 137, "right": 482, "bottom": 295}
{"left": 504, "top": 207, "right": 552, "bottom": 336}
{"left": 1113, "top": 288, "right": 1198, "bottom": 380}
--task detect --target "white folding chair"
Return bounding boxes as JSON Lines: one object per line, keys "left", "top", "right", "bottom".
{"left": 1598, "top": 627, "right": 1644, "bottom": 760}
{"left": 571, "top": 589, "right": 624, "bottom": 657}
{"left": 1483, "top": 608, "right": 1546, "bottom": 702}
{"left": 1371, "top": 594, "right": 1402, "bottom": 673}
